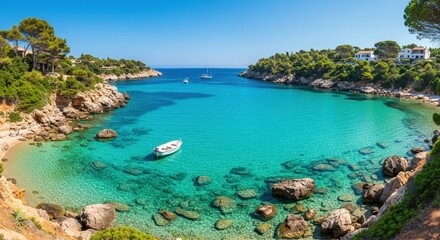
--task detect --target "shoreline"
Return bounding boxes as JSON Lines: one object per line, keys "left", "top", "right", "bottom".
{"left": 99, "top": 69, "right": 163, "bottom": 81}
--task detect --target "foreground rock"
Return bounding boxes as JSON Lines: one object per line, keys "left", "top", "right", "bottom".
{"left": 382, "top": 155, "right": 408, "bottom": 177}
{"left": 379, "top": 171, "right": 411, "bottom": 204}
{"left": 96, "top": 129, "right": 118, "bottom": 139}
{"left": 362, "top": 184, "right": 384, "bottom": 204}
{"left": 272, "top": 178, "right": 316, "bottom": 200}
{"left": 36, "top": 204, "right": 65, "bottom": 220}
{"left": 254, "top": 204, "right": 277, "bottom": 220}
{"left": 80, "top": 204, "right": 116, "bottom": 230}
{"left": 278, "top": 214, "right": 309, "bottom": 239}
{"left": 321, "top": 209, "right": 354, "bottom": 237}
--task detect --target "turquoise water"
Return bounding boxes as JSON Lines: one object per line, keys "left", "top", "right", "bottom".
{"left": 5, "top": 69, "right": 438, "bottom": 239}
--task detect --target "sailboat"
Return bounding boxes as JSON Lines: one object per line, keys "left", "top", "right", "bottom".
{"left": 201, "top": 59, "right": 213, "bottom": 79}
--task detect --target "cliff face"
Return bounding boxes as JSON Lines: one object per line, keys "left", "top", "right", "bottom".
{"left": 98, "top": 69, "right": 163, "bottom": 81}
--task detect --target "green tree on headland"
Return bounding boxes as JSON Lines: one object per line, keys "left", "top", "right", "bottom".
{"left": 374, "top": 40, "right": 401, "bottom": 60}
{"left": 0, "top": 25, "right": 25, "bottom": 56}
{"left": 405, "top": 0, "right": 440, "bottom": 42}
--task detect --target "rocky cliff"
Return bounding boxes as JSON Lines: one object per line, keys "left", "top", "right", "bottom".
{"left": 99, "top": 69, "right": 163, "bottom": 81}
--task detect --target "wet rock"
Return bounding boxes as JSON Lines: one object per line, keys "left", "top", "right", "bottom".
{"left": 382, "top": 155, "right": 408, "bottom": 177}
{"left": 342, "top": 203, "right": 356, "bottom": 213}
{"left": 410, "top": 147, "right": 425, "bottom": 154}
{"left": 104, "top": 201, "right": 129, "bottom": 212}
{"left": 271, "top": 178, "right": 316, "bottom": 201}
{"left": 96, "top": 129, "right": 118, "bottom": 139}
{"left": 338, "top": 194, "right": 354, "bottom": 202}
{"left": 348, "top": 164, "right": 360, "bottom": 171}
{"left": 312, "top": 164, "right": 335, "bottom": 172}
{"left": 215, "top": 219, "right": 234, "bottom": 230}
{"left": 352, "top": 182, "right": 369, "bottom": 195}
{"left": 255, "top": 204, "right": 278, "bottom": 220}
{"left": 229, "top": 167, "right": 251, "bottom": 176}
{"left": 321, "top": 209, "right": 354, "bottom": 237}
{"left": 236, "top": 189, "right": 257, "bottom": 199}
{"left": 174, "top": 208, "right": 200, "bottom": 220}
{"left": 159, "top": 210, "right": 177, "bottom": 222}
{"left": 376, "top": 142, "right": 388, "bottom": 149}
{"left": 195, "top": 176, "right": 211, "bottom": 186}
{"left": 255, "top": 222, "right": 272, "bottom": 235}
{"left": 362, "top": 184, "right": 384, "bottom": 204}
{"left": 359, "top": 147, "right": 375, "bottom": 155}
{"left": 36, "top": 204, "right": 65, "bottom": 220}
{"left": 59, "top": 125, "right": 73, "bottom": 135}
{"left": 80, "top": 204, "right": 116, "bottom": 230}
{"left": 313, "top": 216, "right": 325, "bottom": 224}
{"left": 304, "top": 209, "right": 317, "bottom": 221}
{"left": 371, "top": 206, "right": 379, "bottom": 215}
{"left": 212, "top": 196, "right": 237, "bottom": 214}
{"left": 52, "top": 133, "right": 67, "bottom": 141}
{"left": 278, "top": 214, "right": 308, "bottom": 239}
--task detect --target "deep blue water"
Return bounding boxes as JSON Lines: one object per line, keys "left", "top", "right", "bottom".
{"left": 5, "top": 68, "right": 437, "bottom": 239}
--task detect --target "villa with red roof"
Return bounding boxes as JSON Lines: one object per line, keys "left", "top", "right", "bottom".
{"left": 354, "top": 50, "right": 377, "bottom": 61}
{"left": 398, "top": 47, "right": 430, "bottom": 62}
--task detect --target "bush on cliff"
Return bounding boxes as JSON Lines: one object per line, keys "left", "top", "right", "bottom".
{"left": 8, "top": 112, "right": 22, "bottom": 122}
{"left": 0, "top": 163, "right": 3, "bottom": 176}
{"left": 91, "top": 226, "right": 156, "bottom": 240}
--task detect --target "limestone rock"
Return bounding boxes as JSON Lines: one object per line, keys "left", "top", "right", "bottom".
{"left": 215, "top": 219, "right": 234, "bottom": 230}
{"left": 59, "top": 217, "right": 82, "bottom": 238}
{"left": 278, "top": 214, "right": 308, "bottom": 239}
{"left": 321, "top": 209, "right": 354, "bottom": 237}
{"left": 382, "top": 155, "right": 408, "bottom": 177}
{"left": 255, "top": 204, "right": 277, "bottom": 220}
{"left": 410, "top": 151, "right": 427, "bottom": 170}
{"left": 80, "top": 204, "right": 116, "bottom": 230}
{"left": 104, "top": 201, "right": 129, "bottom": 212}
{"left": 96, "top": 129, "right": 118, "bottom": 139}
{"left": 272, "top": 178, "right": 316, "bottom": 200}
{"left": 379, "top": 171, "right": 410, "bottom": 205}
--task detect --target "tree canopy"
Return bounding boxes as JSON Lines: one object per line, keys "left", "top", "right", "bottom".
{"left": 404, "top": 0, "right": 440, "bottom": 42}
{"left": 374, "top": 41, "right": 400, "bottom": 59}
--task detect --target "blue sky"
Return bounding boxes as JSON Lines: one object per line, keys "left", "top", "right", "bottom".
{"left": 0, "top": 0, "right": 433, "bottom": 68}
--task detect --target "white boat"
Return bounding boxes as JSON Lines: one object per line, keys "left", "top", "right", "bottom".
{"left": 153, "top": 139, "right": 182, "bottom": 157}
{"left": 183, "top": 78, "right": 189, "bottom": 84}
{"left": 201, "top": 59, "right": 213, "bottom": 79}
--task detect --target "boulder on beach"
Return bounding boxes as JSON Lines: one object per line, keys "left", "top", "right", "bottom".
{"left": 278, "top": 214, "right": 309, "bottom": 239}
{"left": 254, "top": 204, "right": 277, "bottom": 220}
{"left": 36, "top": 204, "right": 65, "bottom": 220}
{"left": 382, "top": 155, "right": 409, "bottom": 177}
{"left": 80, "top": 204, "right": 116, "bottom": 230}
{"left": 96, "top": 129, "right": 118, "bottom": 139}
{"left": 272, "top": 178, "right": 316, "bottom": 201}
{"left": 321, "top": 209, "right": 354, "bottom": 237}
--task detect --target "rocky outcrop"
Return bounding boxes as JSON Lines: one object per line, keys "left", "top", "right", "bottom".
{"left": 80, "top": 204, "right": 116, "bottom": 230}
{"left": 362, "top": 184, "right": 384, "bottom": 204}
{"left": 99, "top": 69, "right": 163, "bottom": 81}
{"left": 382, "top": 155, "right": 409, "bottom": 177}
{"left": 71, "top": 83, "right": 129, "bottom": 113}
{"left": 96, "top": 129, "right": 118, "bottom": 139}
{"left": 278, "top": 214, "right": 309, "bottom": 239}
{"left": 272, "top": 178, "right": 316, "bottom": 200}
{"left": 321, "top": 209, "right": 354, "bottom": 237}
{"left": 379, "top": 171, "right": 411, "bottom": 204}
{"left": 36, "top": 203, "right": 65, "bottom": 220}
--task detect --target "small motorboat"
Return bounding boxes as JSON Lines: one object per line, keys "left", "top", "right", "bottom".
{"left": 153, "top": 139, "right": 182, "bottom": 157}
{"left": 183, "top": 78, "right": 189, "bottom": 84}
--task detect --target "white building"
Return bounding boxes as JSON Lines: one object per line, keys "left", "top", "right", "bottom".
{"left": 354, "top": 51, "right": 377, "bottom": 61}
{"left": 398, "top": 47, "right": 430, "bottom": 61}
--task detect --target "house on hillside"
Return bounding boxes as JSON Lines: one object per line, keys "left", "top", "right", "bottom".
{"left": 398, "top": 47, "right": 430, "bottom": 62}
{"left": 16, "top": 46, "right": 32, "bottom": 57}
{"left": 354, "top": 51, "right": 377, "bottom": 61}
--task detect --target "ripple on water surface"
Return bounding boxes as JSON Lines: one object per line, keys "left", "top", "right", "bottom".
{"left": 4, "top": 69, "right": 437, "bottom": 239}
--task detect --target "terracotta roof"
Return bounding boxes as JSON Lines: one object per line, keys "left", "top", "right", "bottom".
{"left": 413, "top": 47, "right": 426, "bottom": 51}
{"left": 356, "top": 51, "right": 374, "bottom": 54}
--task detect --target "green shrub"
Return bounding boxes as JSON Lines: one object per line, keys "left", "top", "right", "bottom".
{"left": 0, "top": 163, "right": 3, "bottom": 176}
{"left": 91, "top": 226, "right": 156, "bottom": 240}
{"left": 431, "top": 140, "right": 440, "bottom": 156}
{"left": 8, "top": 112, "right": 22, "bottom": 122}
{"left": 30, "top": 217, "right": 42, "bottom": 230}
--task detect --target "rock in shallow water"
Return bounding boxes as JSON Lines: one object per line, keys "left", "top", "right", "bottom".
{"left": 195, "top": 176, "right": 211, "bottom": 186}
{"left": 321, "top": 209, "right": 354, "bottom": 237}
{"left": 359, "top": 147, "right": 375, "bottom": 155}
{"left": 382, "top": 155, "right": 408, "bottom": 177}
{"left": 80, "top": 204, "right": 116, "bottom": 230}
{"left": 255, "top": 204, "right": 277, "bottom": 220}
{"left": 272, "top": 178, "right": 316, "bottom": 201}
{"left": 36, "top": 204, "right": 64, "bottom": 220}
{"left": 104, "top": 201, "right": 129, "bottom": 212}
{"left": 215, "top": 219, "right": 234, "bottom": 230}
{"left": 255, "top": 222, "right": 272, "bottom": 235}
{"left": 212, "top": 196, "right": 237, "bottom": 214}
{"left": 236, "top": 189, "right": 257, "bottom": 199}
{"left": 278, "top": 214, "right": 309, "bottom": 239}
{"left": 96, "top": 129, "right": 118, "bottom": 139}
{"left": 312, "top": 164, "right": 335, "bottom": 172}
{"left": 174, "top": 208, "right": 200, "bottom": 220}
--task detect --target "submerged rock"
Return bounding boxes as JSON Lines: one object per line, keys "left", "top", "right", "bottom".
{"left": 338, "top": 194, "right": 354, "bottom": 202}
{"left": 255, "top": 204, "right": 278, "bottom": 220}
{"left": 272, "top": 178, "right": 316, "bottom": 200}
{"left": 376, "top": 142, "right": 388, "bottom": 149}
{"left": 80, "top": 204, "right": 116, "bottom": 230}
{"left": 104, "top": 201, "right": 129, "bottom": 212}
{"left": 237, "top": 189, "right": 257, "bottom": 199}
{"left": 159, "top": 210, "right": 177, "bottom": 222}
{"left": 278, "top": 214, "right": 309, "bottom": 239}
{"left": 212, "top": 196, "right": 237, "bottom": 214}
{"left": 153, "top": 213, "right": 170, "bottom": 226}
{"left": 304, "top": 209, "right": 317, "bottom": 221}
{"left": 359, "top": 147, "right": 375, "bottom": 155}
{"left": 195, "top": 176, "right": 211, "bottom": 186}
{"left": 255, "top": 222, "right": 272, "bottom": 235}
{"left": 174, "top": 208, "right": 200, "bottom": 220}
{"left": 229, "top": 167, "right": 251, "bottom": 176}
{"left": 96, "top": 129, "right": 118, "bottom": 139}
{"left": 312, "top": 164, "right": 335, "bottom": 172}
{"left": 281, "top": 161, "right": 296, "bottom": 170}
{"left": 123, "top": 167, "right": 144, "bottom": 176}
{"left": 291, "top": 204, "right": 307, "bottom": 214}
{"left": 215, "top": 219, "right": 234, "bottom": 230}
{"left": 91, "top": 161, "right": 107, "bottom": 170}
{"left": 410, "top": 147, "right": 425, "bottom": 154}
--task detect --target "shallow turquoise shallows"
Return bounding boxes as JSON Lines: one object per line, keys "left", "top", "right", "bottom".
{"left": 5, "top": 69, "right": 438, "bottom": 239}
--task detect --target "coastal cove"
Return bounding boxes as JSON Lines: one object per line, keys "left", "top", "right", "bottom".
{"left": 4, "top": 69, "right": 438, "bottom": 239}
